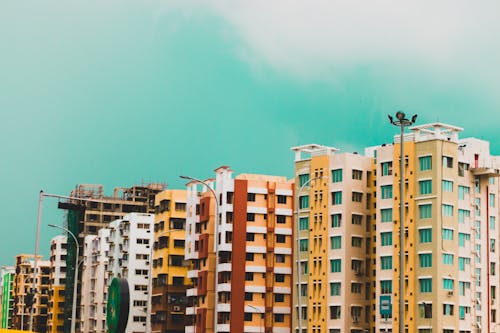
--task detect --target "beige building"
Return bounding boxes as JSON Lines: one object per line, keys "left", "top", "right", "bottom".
{"left": 47, "top": 236, "right": 67, "bottom": 333}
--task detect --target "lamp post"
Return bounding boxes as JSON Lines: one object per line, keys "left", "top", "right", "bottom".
{"left": 180, "top": 175, "right": 220, "bottom": 332}
{"left": 295, "top": 175, "right": 328, "bottom": 333}
{"left": 388, "top": 111, "right": 417, "bottom": 333}
{"left": 247, "top": 305, "right": 263, "bottom": 333}
{"left": 48, "top": 224, "right": 79, "bottom": 333}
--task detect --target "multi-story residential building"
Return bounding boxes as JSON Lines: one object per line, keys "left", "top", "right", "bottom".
{"left": 151, "top": 189, "right": 189, "bottom": 333}
{"left": 80, "top": 228, "right": 110, "bottom": 333}
{"left": 47, "top": 236, "right": 67, "bottom": 333}
{"left": 291, "top": 144, "right": 373, "bottom": 333}
{"left": 58, "top": 183, "right": 165, "bottom": 333}
{"left": 1, "top": 266, "right": 15, "bottom": 329}
{"left": 107, "top": 213, "right": 154, "bottom": 333}
{"left": 185, "top": 166, "right": 294, "bottom": 333}
{"left": 365, "top": 123, "right": 500, "bottom": 333}
{"left": 11, "top": 254, "right": 51, "bottom": 332}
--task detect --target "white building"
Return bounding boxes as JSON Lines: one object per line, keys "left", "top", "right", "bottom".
{"left": 47, "top": 235, "right": 67, "bottom": 333}
{"left": 80, "top": 228, "right": 110, "bottom": 333}
{"left": 107, "top": 213, "right": 154, "bottom": 333}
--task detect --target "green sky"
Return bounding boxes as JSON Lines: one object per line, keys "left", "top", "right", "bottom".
{"left": 1, "top": 1, "right": 500, "bottom": 265}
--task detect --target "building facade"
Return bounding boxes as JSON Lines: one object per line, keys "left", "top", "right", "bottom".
{"left": 185, "top": 167, "right": 294, "bottom": 333}
{"left": 107, "top": 213, "right": 154, "bottom": 333}
{"left": 47, "top": 236, "right": 67, "bottom": 333}
{"left": 151, "top": 189, "right": 189, "bottom": 333}
{"left": 1, "top": 266, "right": 15, "bottom": 329}
{"left": 291, "top": 145, "right": 373, "bottom": 333}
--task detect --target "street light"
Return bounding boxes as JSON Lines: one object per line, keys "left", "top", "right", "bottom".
{"left": 48, "top": 224, "right": 79, "bottom": 333}
{"left": 180, "top": 175, "right": 220, "bottom": 332}
{"left": 388, "top": 111, "right": 417, "bottom": 333}
{"left": 247, "top": 305, "right": 263, "bottom": 333}
{"left": 295, "top": 175, "right": 328, "bottom": 333}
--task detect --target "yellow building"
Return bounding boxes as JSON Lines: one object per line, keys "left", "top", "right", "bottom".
{"left": 184, "top": 166, "right": 294, "bottom": 333}
{"left": 151, "top": 189, "right": 190, "bottom": 333}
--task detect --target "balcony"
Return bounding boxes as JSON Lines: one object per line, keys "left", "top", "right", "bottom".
{"left": 217, "top": 263, "right": 232, "bottom": 272}
{"left": 216, "top": 324, "right": 230, "bottom": 332}
{"left": 186, "top": 288, "right": 198, "bottom": 297}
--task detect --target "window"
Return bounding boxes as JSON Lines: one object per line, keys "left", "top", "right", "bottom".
{"left": 419, "top": 303, "right": 432, "bottom": 319}
{"left": 419, "top": 156, "right": 432, "bottom": 171}
{"left": 332, "top": 169, "right": 343, "bottom": 183}
{"left": 458, "top": 162, "right": 469, "bottom": 176}
{"left": 419, "top": 228, "right": 432, "bottom": 243}
{"left": 330, "top": 306, "right": 341, "bottom": 319}
{"left": 299, "top": 217, "right": 309, "bottom": 230}
{"left": 276, "top": 215, "right": 286, "bottom": 224}
{"left": 244, "top": 292, "right": 253, "bottom": 301}
{"left": 331, "top": 236, "right": 342, "bottom": 249}
{"left": 351, "top": 283, "right": 362, "bottom": 293}
{"left": 274, "top": 294, "right": 285, "bottom": 302}
{"left": 419, "top": 253, "right": 432, "bottom": 268}
{"left": 380, "top": 256, "right": 392, "bottom": 270}
{"left": 245, "top": 272, "right": 254, "bottom": 281}
{"left": 173, "top": 239, "right": 185, "bottom": 248}
{"left": 331, "top": 214, "right": 341, "bottom": 228}
{"left": 381, "top": 232, "right": 392, "bottom": 246}
{"left": 458, "top": 209, "right": 470, "bottom": 223}
{"left": 352, "top": 169, "right": 362, "bottom": 180}
{"left": 491, "top": 216, "right": 496, "bottom": 230}
{"left": 275, "top": 274, "right": 285, "bottom": 283}
{"left": 274, "top": 314, "right": 284, "bottom": 322}
{"left": 441, "top": 180, "right": 453, "bottom": 192}
{"left": 442, "top": 156, "right": 453, "bottom": 168}
{"left": 351, "top": 237, "right": 362, "bottom": 248}
{"left": 330, "top": 282, "right": 341, "bottom": 296}
{"left": 246, "top": 253, "right": 254, "bottom": 261}
{"left": 351, "top": 214, "right": 362, "bottom": 225}
{"left": 458, "top": 185, "right": 469, "bottom": 200}
{"left": 300, "top": 262, "right": 308, "bottom": 274}
{"left": 276, "top": 235, "right": 286, "bottom": 243}
{"left": 381, "top": 208, "right": 393, "bottom": 222}
{"left": 442, "top": 204, "right": 453, "bottom": 216}
{"left": 331, "top": 259, "right": 341, "bottom": 273}
{"left": 419, "top": 204, "right": 432, "bottom": 219}
{"left": 490, "top": 193, "right": 496, "bottom": 207}
{"left": 443, "top": 278, "right": 454, "bottom": 290}
{"left": 443, "top": 304, "right": 454, "bottom": 315}
{"left": 459, "top": 257, "right": 470, "bottom": 271}
{"left": 247, "top": 213, "right": 255, "bottom": 221}
{"left": 419, "top": 180, "right": 432, "bottom": 195}
{"left": 299, "top": 196, "right": 309, "bottom": 209}
{"left": 244, "top": 312, "right": 252, "bottom": 321}
{"left": 175, "top": 202, "right": 186, "bottom": 211}
{"left": 352, "top": 192, "right": 363, "bottom": 203}
{"left": 458, "top": 233, "right": 470, "bottom": 247}
{"left": 276, "top": 254, "right": 285, "bottom": 263}
{"left": 247, "top": 193, "right": 256, "bottom": 202}
{"left": 442, "top": 253, "right": 454, "bottom": 265}
{"left": 332, "top": 192, "right": 342, "bottom": 205}
{"left": 442, "top": 228, "right": 453, "bottom": 240}
{"left": 277, "top": 195, "right": 287, "bottom": 204}
{"left": 299, "top": 174, "right": 310, "bottom": 187}
{"left": 380, "top": 280, "right": 392, "bottom": 294}
{"left": 381, "top": 162, "right": 393, "bottom": 176}
{"left": 299, "top": 239, "right": 308, "bottom": 252}
{"left": 459, "top": 281, "right": 470, "bottom": 295}
{"left": 419, "top": 278, "right": 432, "bottom": 292}
{"left": 381, "top": 185, "right": 393, "bottom": 199}
{"left": 246, "top": 233, "right": 255, "bottom": 241}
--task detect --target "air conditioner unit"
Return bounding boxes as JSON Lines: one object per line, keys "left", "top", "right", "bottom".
{"left": 448, "top": 291, "right": 454, "bottom": 296}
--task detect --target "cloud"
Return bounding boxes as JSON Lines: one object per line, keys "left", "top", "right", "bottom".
{"left": 198, "top": 0, "right": 500, "bottom": 83}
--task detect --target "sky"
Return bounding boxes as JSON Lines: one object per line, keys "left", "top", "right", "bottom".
{"left": 1, "top": 0, "right": 500, "bottom": 266}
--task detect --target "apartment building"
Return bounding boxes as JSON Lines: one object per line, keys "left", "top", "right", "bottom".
{"left": 107, "top": 213, "right": 154, "bottom": 333}
{"left": 1, "top": 266, "right": 15, "bottom": 329}
{"left": 291, "top": 145, "right": 373, "bottom": 333}
{"left": 80, "top": 228, "right": 110, "bottom": 333}
{"left": 11, "top": 254, "right": 51, "bottom": 332}
{"left": 58, "top": 183, "right": 165, "bottom": 333}
{"left": 184, "top": 166, "right": 294, "bottom": 333}
{"left": 363, "top": 123, "right": 500, "bottom": 333}
{"left": 151, "top": 189, "right": 189, "bottom": 333}
{"left": 47, "top": 236, "right": 67, "bottom": 333}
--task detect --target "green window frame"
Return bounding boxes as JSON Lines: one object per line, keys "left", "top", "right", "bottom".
{"left": 458, "top": 257, "right": 470, "bottom": 271}
{"left": 490, "top": 193, "right": 496, "bottom": 207}
{"left": 419, "top": 180, "right": 432, "bottom": 195}
{"left": 442, "top": 253, "right": 454, "bottom": 265}
{"left": 443, "top": 278, "right": 454, "bottom": 290}
{"left": 442, "top": 204, "right": 454, "bottom": 216}
{"left": 381, "top": 185, "right": 393, "bottom": 199}
{"left": 458, "top": 209, "right": 470, "bottom": 223}
{"left": 419, "top": 204, "right": 432, "bottom": 219}
{"left": 331, "top": 236, "right": 342, "bottom": 249}
{"left": 419, "top": 228, "right": 432, "bottom": 243}
{"left": 299, "top": 239, "right": 308, "bottom": 252}
{"left": 331, "top": 214, "right": 341, "bottom": 228}
{"left": 330, "top": 282, "right": 341, "bottom": 296}
{"left": 380, "top": 232, "right": 392, "bottom": 246}
{"left": 381, "top": 162, "right": 392, "bottom": 176}
{"left": 458, "top": 185, "right": 469, "bottom": 200}
{"left": 380, "top": 256, "right": 392, "bottom": 270}
{"left": 299, "top": 217, "right": 309, "bottom": 230}
{"left": 419, "top": 156, "right": 432, "bottom": 171}
{"left": 442, "top": 228, "right": 453, "bottom": 240}
{"left": 332, "top": 169, "right": 342, "bottom": 183}
{"left": 490, "top": 216, "right": 496, "bottom": 230}
{"left": 332, "top": 191, "right": 342, "bottom": 205}
{"left": 419, "top": 278, "right": 432, "bottom": 292}
{"left": 331, "top": 259, "right": 341, "bottom": 273}
{"left": 380, "top": 280, "right": 392, "bottom": 294}
{"left": 298, "top": 174, "right": 310, "bottom": 187}
{"left": 458, "top": 233, "right": 470, "bottom": 247}
{"left": 419, "top": 253, "right": 432, "bottom": 268}
{"left": 381, "top": 208, "right": 393, "bottom": 223}
{"left": 299, "top": 195, "right": 309, "bottom": 209}
{"left": 442, "top": 180, "right": 453, "bottom": 192}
